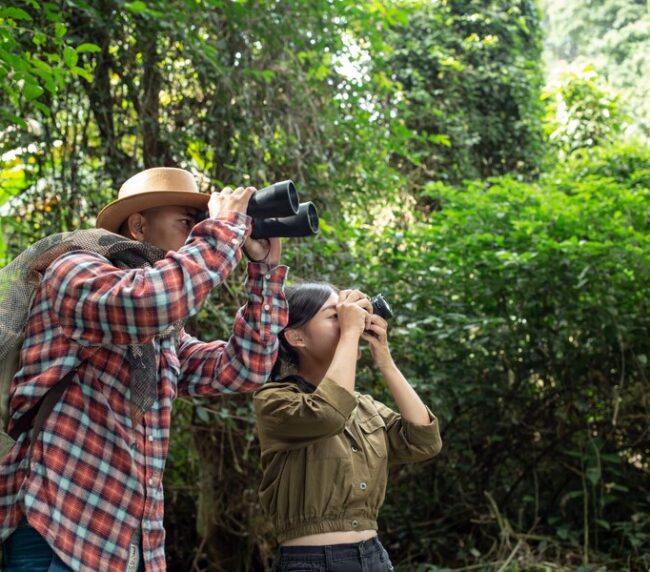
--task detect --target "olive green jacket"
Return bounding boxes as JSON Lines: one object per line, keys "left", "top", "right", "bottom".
{"left": 254, "top": 376, "right": 442, "bottom": 543}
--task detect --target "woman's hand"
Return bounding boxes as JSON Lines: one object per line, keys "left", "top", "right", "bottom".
{"left": 361, "top": 313, "right": 395, "bottom": 370}
{"left": 336, "top": 289, "right": 370, "bottom": 339}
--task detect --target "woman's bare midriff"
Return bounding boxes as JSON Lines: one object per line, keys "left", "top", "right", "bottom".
{"left": 282, "top": 530, "right": 378, "bottom": 546}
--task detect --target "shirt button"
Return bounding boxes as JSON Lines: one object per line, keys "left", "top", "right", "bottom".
{"left": 231, "top": 238, "right": 238, "bottom": 245}
{"left": 148, "top": 435, "right": 154, "bottom": 442}
{"left": 265, "top": 273, "right": 271, "bottom": 280}
{"left": 352, "top": 520, "right": 359, "bottom": 528}
{"left": 148, "top": 477, "right": 156, "bottom": 486}
{"left": 360, "top": 482, "right": 367, "bottom": 491}
{"left": 263, "top": 304, "right": 271, "bottom": 311}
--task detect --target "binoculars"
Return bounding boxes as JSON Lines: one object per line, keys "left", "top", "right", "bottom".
{"left": 197, "top": 180, "right": 319, "bottom": 239}
{"left": 370, "top": 294, "right": 393, "bottom": 320}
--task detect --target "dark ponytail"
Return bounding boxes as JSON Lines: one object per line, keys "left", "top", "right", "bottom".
{"left": 271, "top": 282, "right": 338, "bottom": 380}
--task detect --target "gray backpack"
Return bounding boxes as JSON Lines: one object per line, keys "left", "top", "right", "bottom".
{"left": 0, "top": 230, "right": 164, "bottom": 459}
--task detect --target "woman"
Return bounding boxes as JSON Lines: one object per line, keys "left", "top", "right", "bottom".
{"left": 254, "top": 283, "right": 442, "bottom": 571}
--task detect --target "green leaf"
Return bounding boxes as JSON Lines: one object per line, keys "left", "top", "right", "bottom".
{"left": 595, "top": 519, "right": 611, "bottom": 530}
{"left": 63, "top": 46, "right": 78, "bottom": 68}
{"left": 54, "top": 22, "right": 67, "bottom": 38}
{"left": 24, "top": 83, "right": 44, "bottom": 101}
{"left": 586, "top": 466, "right": 601, "bottom": 486}
{"left": 71, "top": 66, "right": 94, "bottom": 82}
{"left": 32, "top": 100, "right": 50, "bottom": 116}
{"left": 195, "top": 406, "right": 210, "bottom": 423}
{"left": 0, "top": 108, "right": 27, "bottom": 129}
{"left": 125, "top": 1, "right": 148, "bottom": 13}
{"left": 0, "top": 7, "right": 33, "bottom": 21}
{"left": 76, "top": 42, "right": 101, "bottom": 53}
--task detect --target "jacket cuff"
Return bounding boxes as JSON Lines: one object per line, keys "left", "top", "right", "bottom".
{"left": 315, "top": 377, "right": 358, "bottom": 420}
{"left": 402, "top": 407, "right": 440, "bottom": 447}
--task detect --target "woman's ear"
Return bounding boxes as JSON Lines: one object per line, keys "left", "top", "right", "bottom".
{"left": 284, "top": 327, "right": 306, "bottom": 349}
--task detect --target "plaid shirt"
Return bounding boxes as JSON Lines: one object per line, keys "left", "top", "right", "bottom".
{"left": 0, "top": 211, "right": 289, "bottom": 571}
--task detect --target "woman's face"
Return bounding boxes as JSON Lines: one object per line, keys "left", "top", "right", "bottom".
{"left": 294, "top": 291, "right": 349, "bottom": 367}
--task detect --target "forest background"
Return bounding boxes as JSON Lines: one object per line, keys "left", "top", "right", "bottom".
{"left": 1, "top": 0, "right": 649, "bottom": 570}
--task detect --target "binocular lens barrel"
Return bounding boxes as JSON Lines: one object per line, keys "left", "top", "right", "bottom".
{"left": 194, "top": 179, "right": 318, "bottom": 239}
{"left": 247, "top": 180, "right": 299, "bottom": 218}
{"left": 251, "top": 202, "right": 319, "bottom": 239}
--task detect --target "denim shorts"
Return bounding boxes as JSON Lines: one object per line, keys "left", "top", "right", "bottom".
{"left": 274, "top": 536, "right": 394, "bottom": 572}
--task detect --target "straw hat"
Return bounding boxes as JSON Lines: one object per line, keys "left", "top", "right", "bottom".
{"left": 96, "top": 167, "right": 209, "bottom": 233}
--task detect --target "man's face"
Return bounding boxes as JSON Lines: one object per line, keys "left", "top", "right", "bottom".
{"left": 140, "top": 205, "right": 198, "bottom": 252}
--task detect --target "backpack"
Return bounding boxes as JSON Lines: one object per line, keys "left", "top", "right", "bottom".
{"left": 0, "top": 229, "right": 165, "bottom": 460}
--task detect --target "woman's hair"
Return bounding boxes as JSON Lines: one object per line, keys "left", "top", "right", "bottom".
{"left": 271, "top": 281, "right": 338, "bottom": 380}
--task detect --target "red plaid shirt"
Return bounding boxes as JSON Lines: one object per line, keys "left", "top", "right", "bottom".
{"left": 0, "top": 211, "right": 289, "bottom": 571}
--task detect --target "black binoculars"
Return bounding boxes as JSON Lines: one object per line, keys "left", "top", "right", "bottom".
{"left": 370, "top": 294, "right": 393, "bottom": 320}
{"left": 197, "top": 180, "right": 319, "bottom": 239}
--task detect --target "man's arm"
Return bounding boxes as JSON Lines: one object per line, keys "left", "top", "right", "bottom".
{"left": 176, "top": 261, "right": 289, "bottom": 395}
{"left": 44, "top": 212, "right": 250, "bottom": 346}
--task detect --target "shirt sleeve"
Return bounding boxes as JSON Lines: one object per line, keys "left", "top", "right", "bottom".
{"left": 176, "top": 262, "right": 289, "bottom": 396}
{"left": 43, "top": 212, "right": 249, "bottom": 346}
{"left": 254, "top": 377, "right": 358, "bottom": 450}
{"left": 373, "top": 399, "right": 443, "bottom": 465}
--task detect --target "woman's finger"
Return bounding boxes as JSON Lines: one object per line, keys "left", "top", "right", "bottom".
{"left": 344, "top": 289, "right": 367, "bottom": 304}
{"left": 355, "top": 297, "right": 373, "bottom": 314}
{"left": 368, "top": 313, "right": 388, "bottom": 329}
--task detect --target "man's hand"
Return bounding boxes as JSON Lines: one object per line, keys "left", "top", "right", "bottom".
{"left": 243, "top": 236, "right": 282, "bottom": 266}
{"left": 208, "top": 186, "right": 256, "bottom": 217}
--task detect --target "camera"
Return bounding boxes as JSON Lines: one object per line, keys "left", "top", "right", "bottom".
{"left": 370, "top": 294, "right": 393, "bottom": 320}
{"left": 196, "top": 180, "right": 319, "bottom": 239}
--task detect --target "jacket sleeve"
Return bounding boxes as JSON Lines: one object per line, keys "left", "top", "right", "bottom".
{"left": 373, "top": 399, "right": 443, "bottom": 465}
{"left": 176, "top": 262, "right": 289, "bottom": 396}
{"left": 43, "top": 212, "right": 249, "bottom": 346}
{"left": 254, "top": 378, "right": 358, "bottom": 450}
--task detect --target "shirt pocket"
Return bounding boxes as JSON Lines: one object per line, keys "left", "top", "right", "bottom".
{"left": 358, "top": 413, "right": 388, "bottom": 459}
{"left": 306, "top": 435, "right": 349, "bottom": 460}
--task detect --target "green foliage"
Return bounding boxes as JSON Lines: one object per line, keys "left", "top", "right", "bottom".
{"left": 345, "top": 143, "right": 650, "bottom": 567}
{"left": 543, "top": 65, "right": 622, "bottom": 160}
{"left": 0, "top": 1, "right": 97, "bottom": 130}
{"left": 387, "top": 0, "right": 546, "bottom": 186}
{"left": 1, "top": 1, "right": 648, "bottom": 570}
{"left": 541, "top": 0, "right": 650, "bottom": 141}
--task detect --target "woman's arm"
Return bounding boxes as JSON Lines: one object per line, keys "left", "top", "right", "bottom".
{"left": 322, "top": 290, "right": 369, "bottom": 393}
{"left": 361, "top": 314, "right": 430, "bottom": 425}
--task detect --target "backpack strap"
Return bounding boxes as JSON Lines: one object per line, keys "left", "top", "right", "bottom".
{"left": 9, "top": 367, "right": 78, "bottom": 461}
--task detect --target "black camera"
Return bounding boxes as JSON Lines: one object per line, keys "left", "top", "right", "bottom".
{"left": 370, "top": 294, "right": 393, "bottom": 320}
{"left": 196, "top": 180, "right": 319, "bottom": 239}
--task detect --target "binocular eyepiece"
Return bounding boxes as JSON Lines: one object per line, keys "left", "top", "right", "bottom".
{"left": 197, "top": 180, "right": 319, "bottom": 239}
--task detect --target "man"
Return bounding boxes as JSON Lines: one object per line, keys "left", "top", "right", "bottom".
{"left": 0, "top": 167, "right": 289, "bottom": 571}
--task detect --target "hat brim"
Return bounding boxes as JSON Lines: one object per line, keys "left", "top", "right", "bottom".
{"left": 96, "top": 191, "right": 210, "bottom": 233}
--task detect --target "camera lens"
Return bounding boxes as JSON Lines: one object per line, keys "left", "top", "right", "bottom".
{"left": 370, "top": 294, "right": 393, "bottom": 320}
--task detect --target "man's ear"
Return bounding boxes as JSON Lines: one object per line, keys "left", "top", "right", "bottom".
{"left": 125, "top": 212, "right": 147, "bottom": 241}
{"left": 283, "top": 328, "right": 306, "bottom": 349}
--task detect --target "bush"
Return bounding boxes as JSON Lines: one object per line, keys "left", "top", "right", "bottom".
{"left": 346, "top": 144, "right": 650, "bottom": 568}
